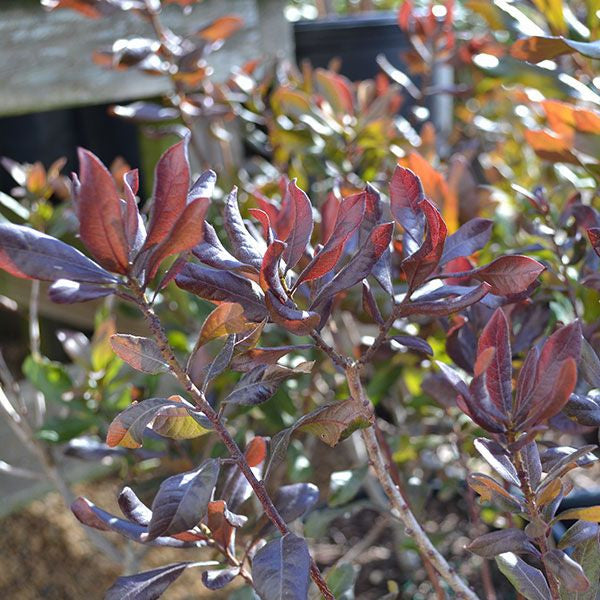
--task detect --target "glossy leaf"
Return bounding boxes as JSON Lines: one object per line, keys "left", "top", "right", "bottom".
{"left": 146, "top": 197, "right": 210, "bottom": 279}
{"left": 144, "top": 139, "right": 190, "bottom": 250}
{"left": 440, "top": 218, "right": 493, "bottom": 266}
{"left": 110, "top": 334, "right": 169, "bottom": 374}
{"left": 297, "top": 193, "right": 365, "bottom": 285}
{"left": 260, "top": 240, "right": 288, "bottom": 301}
{"left": 310, "top": 222, "right": 393, "bottom": 309}
{"left": 147, "top": 459, "right": 219, "bottom": 541}
{"left": 474, "top": 438, "right": 520, "bottom": 485}
{"left": 105, "top": 562, "right": 192, "bottom": 600}
{"left": 558, "top": 522, "right": 599, "bottom": 550}
{"left": 389, "top": 165, "right": 425, "bottom": 250}
{"left": 273, "top": 483, "right": 319, "bottom": 524}
{"left": 467, "top": 529, "right": 538, "bottom": 558}
{"left": 192, "top": 222, "right": 254, "bottom": 273}
{"left": 545, "top": 549, "right": 589, "bottom": 593}
{"left": 473, "top": 256, "right": 545, "bottom": 296}
{"left": 118, "top": 487, "right": 152, "bottom": 526}
{"left": 71, "top": 497, "right": 202, "bottom": 547}
{"left": 76, "top": 149, "right": 129, "bottom": 273}
{"left": 564, "top": 394, "right": 600, "bottom": 426}
{"left": 230, "top": 344, "right": 312, "bottom": 371}
{"left": 0, "top": 224, "right": 118, "bottom": 283}
{"left": 224, "top": 187, "right": 264, "bottom": 270}
{"left": 202, "top": 567, "right": 240, "bottom": 591}
{"left": 176, "top": 263, "right": 268, "bottom": 322}
{"left": 496, "top": 552, "right": 551, "bottom": 600}
{"left": 198, "top": 303, "right": 251, "bottom": 346}
{"left": 252, "top": 533, "right": 311, "bottom": 600}
{"left": 48, "top": 279, "right": 115, "bottom": 303}
{"left": 283, "top": 180, "right": 314, "bottom": 271}
{"left": 477, "top": 308, "right": 513, "bottom": 415}
{"left": 106, "top": 397, "right": 184, "bottom": 448}
{"left": 224, "top": 362, "right": 313, "bottom": 406}
{"left": 265, "top": 290, "right": 320, "bottom": 335}
{"left": 402, "top": 199, "right": 447, "bottom": 290}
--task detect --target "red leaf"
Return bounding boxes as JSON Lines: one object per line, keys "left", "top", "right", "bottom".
{"left": 296, "top": 193, "right": 365, "bottom": 285}
{"left": 588, "top": 228, "right": 600, "bottom": 257}
{"left": 473, "top": 255, "right": 545, "bottom": 296}
{"left": 521, "top": 321, "right": 582, "bottom": 427}
{"left": 401, "top": 199, "right": 447, "bottom": 290}
{"left": 146, "top": 197, "right": 209, "bottom": 279}
{"left": 265, "top": 290, "right": 320, "bottom": 336}
{"left": 77, "top": 149, "right": 129, "bottom": 273}
{"left": 260, "top": 240, "right": 288, "bottom": 302}
{"left": 249, "top": 208, "right": 274, "bottom": 244}
{"left": 478, "top": 308, "right": 513, "bottom": 415}
{"left": 320, "top": 192, "right": 340, "bottom": 244}
{"left": 283, "top": 180, "right": 314, "bottom": 271}
{"left": 144, "top": 139, "right": 190, "bottom": 249}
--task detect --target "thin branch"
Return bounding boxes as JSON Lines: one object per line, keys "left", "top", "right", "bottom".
{"left": 345, "top": 364, "right": 480, "bottom": 600}
{"left": 128, "top": 282, "right": 334, "bottom": 599}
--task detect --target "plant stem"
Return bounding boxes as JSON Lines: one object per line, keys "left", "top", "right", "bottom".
{"left": 345, "top": 363, "right": 479, "bottom": 600}
{"left": 510, "top": 439, "right": 561, "bottom": 600}
{"left": 128, "top": 283, "right": 333, "bottom": 599}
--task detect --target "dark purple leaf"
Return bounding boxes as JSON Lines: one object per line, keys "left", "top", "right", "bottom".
{"left": 223, "top": 362, "right": 313, "bottom": 406}
{"left": 71, "top": 497, "right": 202, "bottom": 547}
{"left": 105, "top": 562, "right": 192, "bottom": 600}
{"left": 175, "top": 263, "right": 267, "bottom": 322}
{"left": 389, "top": 335, "right": 433, "bottom": 355}
{"left": 252, "top": 533, "right": 311, "bottom": 600}
{"left": 495, "top": 553, "right": 551, "bottom": 600}
{"left": 362, "top": 279, "right": 384, "bottom": 325}
{"left": 564, "top": 394, "right": 600, "bottom": 426}
{"left": 0, "top": 225, "right": 118, "bottom": 284}
{"left": 467, "top": 529, "right": 538, "bottom": 558}
{"left": 192, "top": 222, "right": 256, "bottom": 273}
{"left": 310, "top": 222, "right": 393, "bottom": 309}
{"left": 265, "top": 290, "right": 320, "bottom": 336}
{"left": 544, "top": 549, "right": 589, "bottom": 593}
{"left": 403, "top": 283, "right": 492, "bottom": 317}
{"left": 224, "top": 187, "right": 264, "bottom": 270}
{"left": 558, "top": 522, "right": 600, "bottom": 550}
{"left": 49, "top": 279, "right": 115, "bottom": 303}
{"left": 440, "top": 218, "right": 493, "bottom": 266}
{"left": 147, "top": 459, "right": 220, "bottom": 541}
{"left": 581, "top": 338, "right": 600, "bottom": 388}
{"left": 260, "top": 240, "right": 288, "bottom": 302}
{"left": 202, "top": 567, "right": 239, "bottom": 590}
{"left": 473, "top": 438, "right": 520, "bottom": 485}
{"left": 389, "top": 165, "right": 425, "bottom": 252}
{"left": 273, "top": 483, "right": 319, "bottom": 524}
{"left": 118, "top": 487, "right": 152, "bottom": 526}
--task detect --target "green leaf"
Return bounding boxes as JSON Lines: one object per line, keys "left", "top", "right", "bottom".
{"left": 23, "top": 355, "right": 72, "bottom": 404}
{"left": 325, "top": 563, "right": 358, "bottom": 600}
{"left": 329, "top": 467, "right": 368, "bottom": 507}
{"left": 566, "top": 527, "right": 600, "bottom": 600}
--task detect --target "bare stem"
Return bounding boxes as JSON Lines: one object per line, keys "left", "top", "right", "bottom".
{"left": 345, "top": 364, "right": 479, "bottom": 600}
{"left": 128, "top": 283, "right": 333, "bottom": 599}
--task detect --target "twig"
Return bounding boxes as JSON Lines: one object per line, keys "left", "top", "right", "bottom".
{"left": 345, "top": 364, "right": 479, "bottom": 600}
{"left": 128, "top": 282, "right": 334, "bottom": 599}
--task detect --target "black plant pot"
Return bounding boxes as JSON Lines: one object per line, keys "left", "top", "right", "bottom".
{"left": 293, "top": 12, "right": 411, "bottom": 82}
{"left": 0, "top": 104, "right": 140, "bottom": 195}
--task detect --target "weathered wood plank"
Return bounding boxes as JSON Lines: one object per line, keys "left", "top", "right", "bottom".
{"left": 0, "top": 0, "right": 291, "bottom": 116}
